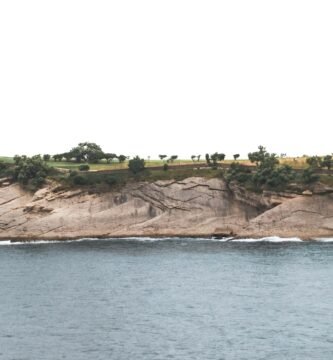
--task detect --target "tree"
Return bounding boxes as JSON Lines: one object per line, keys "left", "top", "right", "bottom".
{"left": 104, "top": 153, "right": 117, "bottom": 163}
{"left": 159, "top": 155, "right": 167, "bottom": 161}
{"left": 226, "top": 162, "right": 252, "bottom": 184}
{"left": 301, "top": 168, "right": 319, "bottom": 184}
{"left": 191, "top": 155, "right": 196, "bottom": 162}
{"left": 197, "top": 155, "right": 201, "bottom": 162}
{"left": 208, "top": 152, "right": 225, "bottom": 167}
{"left": 248, "top": 145, "right": 279, "bottom": 170}
{"left": 69, "top": 147, "right": 85, "bottom": 163}
{"left": 128, "top": 156, "right": 145, "bottom": 174}
{"left": 13, "top": 155, "right": 50, "bottom": 189}
{"left": 117, "top": 155, "right": 127, "bottom": 163}
{"left": 53, "top": 154, "right": 64, "bottom": 162}
{"left": 205, "top": 153, "right": 211, "bottom": 165}
{"left": 68, "top": 142, "right": 104, "bottom": 163}
{"left": 210, "top": 152, "right": 219, "bottom": 165}
{"left": 306, "top": 156, "right": 322, "bottom": 169}
{"left": 233, "top": 154, "right": 240, "bottom": 161}
{"left": 168, "top": 155, "right": 178, "bottom": 163}
{"left": 81, "top": 142, "right": 104, "bottom": 163}
{"left": 247, "top": 146, "right": 296, "bottom": 190}
{"left": 321, "top": 155, "right": 332, "bottom": 170}
{"left": 64, "top": 152, "right": 72, "bottom": 162}
{"left": 43, "top": 154, "right": 51, "bottom": 161}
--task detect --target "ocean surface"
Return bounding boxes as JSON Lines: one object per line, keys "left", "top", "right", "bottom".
{"left": 1, "top": 237, "right": 333, "bottom": 360}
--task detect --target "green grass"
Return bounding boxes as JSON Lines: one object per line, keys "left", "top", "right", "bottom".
{"left": 0, "top": 156, "right": 14, "bottom": 164}
{"left": 320, "top": 175, "right": 333, "bottom": 187}
{"left": 47, "top": 159, "right": 196, "bottom": 170}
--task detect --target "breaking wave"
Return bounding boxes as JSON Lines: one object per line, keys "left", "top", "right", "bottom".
{"left": 232, "top": 236, "right": 303, "bottom": 243}
{"left": 1, "top": 236, "right": 333, "bottom": 246}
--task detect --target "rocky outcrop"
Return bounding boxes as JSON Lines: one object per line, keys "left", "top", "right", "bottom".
{"left": 0, "top": 177, "right": 332, "bottom": 241}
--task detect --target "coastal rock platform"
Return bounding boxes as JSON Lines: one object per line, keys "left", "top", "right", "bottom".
{"left": 0, "top": 177, "right": 332, "bottom": 241}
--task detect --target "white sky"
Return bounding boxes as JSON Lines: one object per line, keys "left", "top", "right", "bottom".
{"left": 0, "top": 1, "right": 332, "bottom": 159}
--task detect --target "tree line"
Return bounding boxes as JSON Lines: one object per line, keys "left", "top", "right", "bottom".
{"left": 49, "top": 142, "right": 128, "bottom": 164}
{"left": 1, "top": 143, "right": 331, "bottom": 191}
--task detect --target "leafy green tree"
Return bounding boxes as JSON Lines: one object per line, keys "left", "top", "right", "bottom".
{"left": 68, "top": 142, "right": 104, "bottom": 163}
{"left": 205, "top": 153, "right": 211, "bottom": 165}
{"left": 226, "top": 162, "right": 252, "bottom": 184}
{"left": 81, "top": 142, "right": 104, "bottom": 163}
{"left": 14, "top": 154, "right": 26, "bottom": 165}
{"left": 43, "top": 154, "right": 51, "bottom": 161}
{"left": 159, "top": 155, "right": 167, "bottom": 161}
{"left": 64, "top": 152, "right": 72, "bottom": 162}
{"left": 69, "top": 147, "right": 85, "bottom": 162}
{"left": 248, "top": 145, "right": 279, "bottom": 170}
{"left": 301, "top": 168, "right": 319, "bottom": 184}
{"left": 306, "top": 156, "right": 322, "bottom": 169}
{"left": 197, "top": 155, "right": 201, "bottom": 162}
{"left": 13, "top": 155, "right": 50, "bottom": 189}
{"left": 191, "top": 155, "right": 196, "bottom": 162}
{"left": 321, "top": 155, "right": 332, "bottom": 170}
{"left": 246, "top": 146, "right": 297, "bottom": 190}
{"left": 168, "top": 155, "right": 178, "bottom": 163}
{"left": 104, "top": 153, "right": 117, "bottom": 163}
{"left": 210, "top": 152, "right": 219, "bottom": 165}
{"left": 128, "top": 156, "right": 145, "bottom": 174}
{"left": 265, "top": 165, "right": 295, "bottom": 188}
{"left": 233, "top": 154, "right": 240, "bottom": 161}
{"left": 208, "top": 152, "right": 225, "bottom": 167}
{"left": 53, "top": 154, "right": 63, "bottom": 162}
{"left": 117, "top": 154, "right": 127, "bottom": 163}
{"left": 217, "top": 153, "right": 226, "bottom": 161}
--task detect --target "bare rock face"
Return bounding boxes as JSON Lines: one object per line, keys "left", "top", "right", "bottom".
{"left": 0, "top": 177, "right": 332, "bottom": 240}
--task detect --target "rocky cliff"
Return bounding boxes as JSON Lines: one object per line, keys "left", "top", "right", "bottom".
{"left": 0, "top": 177, "right": 332, "bottom": 241}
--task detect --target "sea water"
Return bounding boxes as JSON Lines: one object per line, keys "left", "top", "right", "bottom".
{"left": 0, "top": 237, "right": 333, "bottom": 359}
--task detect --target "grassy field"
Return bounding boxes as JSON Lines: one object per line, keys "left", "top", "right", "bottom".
{"left": 0, "top": 156, "right": 14, "bottom": 164}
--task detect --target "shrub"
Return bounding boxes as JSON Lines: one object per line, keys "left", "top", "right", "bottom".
{"left": 79, "top": 164, "right": 90, "bottom": 171}
{"left": 226, "top": 163, "right": 252, "bottom": 184}
{"left": 163, "top": 163, "right": 169, "bottom": 171}
{"left": 13, "top": 155, "right": 50, "bottom": 189}
{"left": 128, "top": 156, "right": 145, "bottom": 174}
{"left": 72, "top": 175, "right": 89, "bottom": 186}
{"left": 105, "top": 175, "right": 118, "bottom": 186}
{"left": 0, "top": 160, "right": 6, "bottom": 171}
{"left": 301, "top": 168, "right": 320, "bottom": 184}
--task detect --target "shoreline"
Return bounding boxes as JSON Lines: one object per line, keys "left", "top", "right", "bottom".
{"left": 1, "top": 233, "right": 332, "bottom": 243}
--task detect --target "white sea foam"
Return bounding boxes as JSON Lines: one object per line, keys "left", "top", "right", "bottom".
{"left": 313, "top": 238, "right": 333, "bottom": 242}
{"left": 0, "top": 240, "right": 65, "bottom": 246}
{"left": 0, "top": 241, "right": 14, "bottom": 246}
{"left": 3, "top": 236, "right": 333, "bottom": 246}
{"left": 232, "top": 236, "right": 303, "bottom": 243}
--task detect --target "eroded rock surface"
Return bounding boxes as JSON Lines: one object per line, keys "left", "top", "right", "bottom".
{"left": 0, "top": 177, "right": 332, "bottom": 240}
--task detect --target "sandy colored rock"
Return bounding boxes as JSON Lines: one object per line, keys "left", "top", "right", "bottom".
{"left": 0, "top": 177, "right": 332, "bottom": 241}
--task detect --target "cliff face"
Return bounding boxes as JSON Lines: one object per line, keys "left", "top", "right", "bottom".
{"left": 0, "top": 177, "right": 332, "bottom": 240}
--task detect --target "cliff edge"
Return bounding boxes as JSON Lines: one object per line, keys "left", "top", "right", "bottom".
{"left": 0, "top": 177, "right": 332, "bottom": 240}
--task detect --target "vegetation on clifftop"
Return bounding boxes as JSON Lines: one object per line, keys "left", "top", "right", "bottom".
{"left": 0, "top": 143, "right": 331, "bottom": 193}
